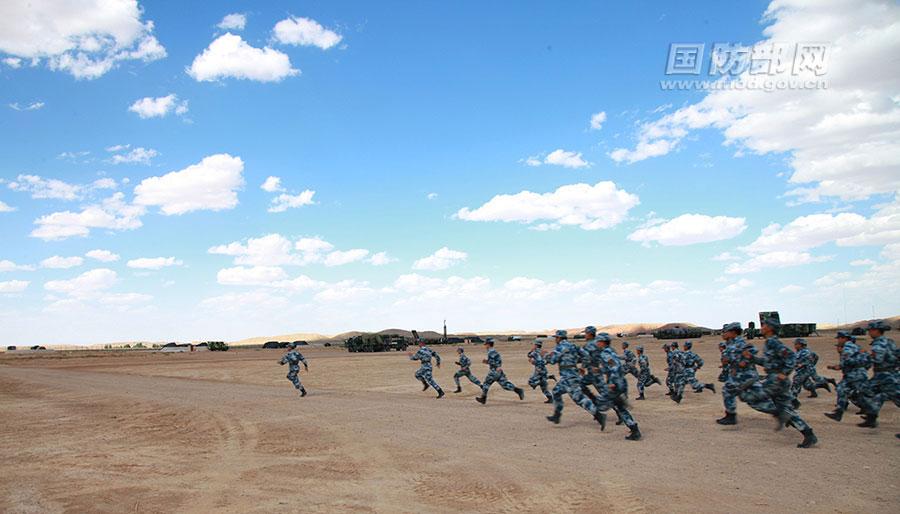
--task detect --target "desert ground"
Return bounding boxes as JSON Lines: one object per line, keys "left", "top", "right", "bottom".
{"left": 0, "top": 336, "right": 897, "bottom": 513}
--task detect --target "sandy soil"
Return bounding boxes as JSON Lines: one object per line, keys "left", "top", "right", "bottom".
{"left": 0, "top": 336, "right": 897, "bottom": 513}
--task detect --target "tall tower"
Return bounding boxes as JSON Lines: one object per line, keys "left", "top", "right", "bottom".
{"left": 443, "top": 319, "right": 447, "bottom": 343}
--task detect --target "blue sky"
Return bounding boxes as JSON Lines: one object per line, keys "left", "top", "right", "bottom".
{"left": 1, "top": 0, "right": 898, "bottom": 345}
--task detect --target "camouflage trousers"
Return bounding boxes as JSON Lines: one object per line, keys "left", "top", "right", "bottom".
{"left": 732, "top": 379, "right": 778, "bottom": 415}
{"left": 454, "top": 369, "right": 482, "bottom": 388}
{"left": 868, "top": 371, "right": 900, "bottom": 413}
{"left": 551, "top": 372, "right": 596, "bottom": 417}
{"left": 637, "top": 369, "right": 658, "bottom": 394}
{"left": 592, "top": 381, "right": 637, "bottom": 429}
{"left": 286, "top": 367, "right": 304, "bottom": 390}
{"left": 835, "top": 375, "right": 873, "bottom": 414}
{"left": 763, "top": 374, "right": 810, "bottom": 432}
{"left": 682, "top": 368, "right": 708, "bottom": 393}
{"left": 791, "top": 368, "right": 822, "bottom": 395}
{"left": 669, "top": 371, "right": 686, "bottom": 397}
{"left": 623, "top": 364, "right": 639, "bottom": 380}
{"left": 722, "top": 378, "right": 738, "bottom": 414}
{"left": 415, "top": 364, "right": 442, "bottom": 392}
{"left": 528, "top": 369, "right": 552, "bottom": 400}
{"left": 482, "top": 369, "right": 518, "bottom": 397}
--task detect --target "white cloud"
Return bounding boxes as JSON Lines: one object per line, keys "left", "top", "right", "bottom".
{"left": 128, "top": 94, "right": 188, "bottom": 119}
{"left": 134, "top": 154, "right": 244, "bottom": 215}
{"left": 85, "top": 250, "right": 120, "bottom": 262}
{"left": 608, "top": 0, "right": 900, "bottom": 201}
{"left": 9, "top": 102, "right": 44, "bottom": 111}
{"left": 268, "top": 190, "right": 315, "bottom": 213}
{"left": 628, "top": 214, "right": 747, "bottom": 246}
{"left": 109, "top": 146, "right": 158, "bottom": 165}
{"left": 722, "top": 278, "right": 754, "bottom": 293}
{"left": 210, "top": 234, "right": 297, "bottom": 266}
{"left": 188, "top": 33, "right": 298, "bottom": 82}
{"left": 850, "top": 258, "right": 875, "bottom": 267}
{"left": 413, "top": 247, "right": 468, "bottom": 271}
{"left": 814, "top": 271, "right": 853, "bottom": 288}
{"left": 0, "top": 280, "right": 29, "bottom": 293}
{"left": 427, "top": 192, "right": 438, "bottom": 200}
{"left": 544, "top": 149, "right": 590, "bottom": 169}
{"left": 0, "top": 200, "right": 15, "bottom": 212}
{"left": 712, "top": 251, "right": 741, "bottom": 261}
{"left": 217, "top": 266, "right": 287, "bottom": 286}
{"left": 273, "top": 17, "right": 343, "bottom": 50}
{"left": 324, "top": 249, "right": 369, "bottom": 267}
{"left": 725, "top": 251, "right": 831, "bottom": 274}
{"left": 523, "top": 156, "right": 542, "bottom": 167}
{"left": 92, "top": 178, "right": 117, "bottom": 190}
{"left": 0, "top": 260, "right": 33, "bottom": 272}
{"left": 8, "top": 174, "right": 81, "bottom": 200}
{"left": 31, "top": 193, "right": 145, "bottom": 241}
{"left": 261, "top": 176, "right": 284, "bottom": 192}
{"left": 3, "top": 57, "right": 22, "bottom": 68}
{"left": 0, "top": 0, "right": 166, "bottom": 79}
{"left": 44, "top": 268, "right": 117, "bottom": 298}
{"left": 590, "top": 111, "right": 607, "bottom": 130}
{"left": 218, "top": 13, "right": 247, "bottom": 31}
{"left": 368, "top": 252, "right": 396, "bottom": 266}
{"left": 779, "top": 284, "right": 805, "bottom": 294}
{"left": 126, "top": 257, "right": 182, "bottom": 270}
{"left": 40, "top": 256, "right": 84, "bottom": 269}
{"left": 456, "top": 181, "right": 639, "bottom": 231}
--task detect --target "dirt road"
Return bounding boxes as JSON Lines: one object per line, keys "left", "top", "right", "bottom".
{"left": 1, "top": 337, "right": 897, "bottom": 513}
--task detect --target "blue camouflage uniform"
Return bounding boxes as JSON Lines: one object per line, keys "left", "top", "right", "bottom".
{"left": 728, "top": 338, "right": 778, "bottom": 415}
{"left": 681, "top": 342, "right": 713, "bottom": 393}
{"left": 453, "top": 350, "right": 482, "bottom": 390}
{"left": 546, "top": 332, "right": 598, "bottom": 420}
{"left": 410, "top": 346, "right": 443, "bottom": 393}
{"left": 834, "top": 340, "right": 874, "bottom": 415}
{"left": 480, "top": 347, "right": 522, "bottom": 398}
{"left": 593, "top": 344, "right": 638, "bottom": 430}
{"left": 621, "top": 344, "right": 640, "bottom": 379}
{"left": 867, "top": 327, "right": 899, "bottom": 413}
{"left": 279, "top": 349, "right": 308, "bottom": 393}
{"left": 668, "top": 345, "right": 687, "bottom": 400}
{"left": 757, "top": 335, "right": 811, "bottom": 432}
{"left": 636, "top": 348, "right": 660, "bottom": 397}
{"left": 791, "top": 343, "right": 831, "bottom": 396}
{"left": 527, "top": 346, "right": 554, "bottom": 401}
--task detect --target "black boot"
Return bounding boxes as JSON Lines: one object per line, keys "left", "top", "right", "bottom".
{"left": 716, "top": 412, "right": 737, "bottom": 425}
{"left": 792, "top": 398, "right": 801, "bottom": 409}
{"left": 515, "top": 387, "right": 525, "bottom": 400}
{"left": 705, "top": 383, "right": 716, "bottom": 393}
{"left": 615, "top": 418, "right": 624, "bottom": 426}
{"left": 774, "top": 409, "right": 791, "bottom": 432}
{"left": 546, "top": 411, "right": 561, "bottom": 424}
{"left": 672, "top": 393, "right": 682, "bottom": 404}
{"left": 652, "top": 376, "right": 661, "bottom": 386}
{"left": 453, "top": 385, "right": 462, "bottom": 393}
{"left": 857, "top": 414, "right": 878, "bottom": 428}
{"left": 594, "top": 411, "right": 606, "bottom": 431}
{"left": 548, "top": 375, "right": 557, "bottom": 382}
{"left": 475, "top": 395, "right": 486, "bottom": 404}
{"left": 625, "top": 424, "right": 641, "bottom": 441}
{"left": 798, "top": 428, "right": 817, "bottom": 448}
{"left": 827, "top": 378, "right": 837, "bottom": 387}
{"left": 818, "top": 382, "right": 831, "bottom": 393}
{"left": 421, "top": 380, "right": 429, "bottom": 391}
{"left": 808, "top": 390, "right": 818, "bottom": 398}
{"left": 824, "top": 410, "right": 842, "bottom": 422}
{"left": 300, "top": 388, "right": 307, "bottom": 397}
{"left": 436, "top": 389, "right": 444, "bottom": 399}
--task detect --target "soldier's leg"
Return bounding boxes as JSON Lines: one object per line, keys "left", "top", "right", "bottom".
{"left": 528, "top": 372, "right": 540, "bottom": 389}
{"left": 466, "top": 371, "right": 482, "bottom": 388}
{"left": 481, "top": 370, "right": 498, "bottom": 396}
{"left": 287, "top": 370, "right": 301, "bottom": 389}
{"left": 453, "top": 370, "right": 463, "bottom": 388}
{"left": 569, "top": 381, "right": 598, "bottom": 415}
{"left": 613, "top": 394, "right": 637, "bottom": 428}
{"left": 423, "top": 368, "right": 441, "bottom": 392}
{"left": 497, "top": 372, "right": 517, "bottom": 392}
{"left": 549, "top": 381, "right": 566, "bottom": 419}
{"left": 539, "top": 376, "right": 552, "bottom": 400}
{"left": 740, "top": 383, "right": 777, "bottom": 415}
{"left": 723, "top": 381, "right": 738, "bottom": 414}
{"left": 791, "top": 372, "right": 805, "bottom": 396}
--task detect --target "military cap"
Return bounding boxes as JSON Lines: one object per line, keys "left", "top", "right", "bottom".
{"left": 722, "top": 322, "right": 742, "bottom": 332}
{"left": 662, "top": 343, "right": 670, "bottom": 350}
{"left": 596, "top": 332, "right": 612, "bottom": 343}
{"left": 761, "top": 316, "right": 781, "bottom": 329}
{"left": 583, "top": 325, "right": 597, "bottom": 335}
{"left": 457, "top": 347, "right": 465, "bottom": 353}
{"left": 671, "top": 341, "right": 679, "bottom": 348}
{"left": 793, "top": 338, "right": 807, "bottom": 346}
{"left": 635, "top": 345, "right": 644, "bottom": 351}
{"left": 684, "top": 341, "right": 693, "bottom": 349}
{"left": 534, "top": 340, "right": 543, "bottom": 348}
{"left": 553, "top": 329, "right": 568, "bottom": 339}
{"left": 835, "top": 330, "right": 852, "bottom": 339}
{"left": 868, "top": 320, "right": 892, "bottom": 331}
{"left": 622, "top": 341, "right": 630, "bottom": 348}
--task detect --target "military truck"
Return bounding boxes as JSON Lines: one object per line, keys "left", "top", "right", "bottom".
{"left": 653, "top": 326, "right": 703, "bottom": 339}
{"left": 345, "top": 333, "right": 410, "bottom": 352}
{"left": 758, "top": 311, "right": 817, "bottom": 338}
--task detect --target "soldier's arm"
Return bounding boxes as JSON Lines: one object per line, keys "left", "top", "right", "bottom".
{"left": 434, "top": 351, "right": 441, "bottom": 367}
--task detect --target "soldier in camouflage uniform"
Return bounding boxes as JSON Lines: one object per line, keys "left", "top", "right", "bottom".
{"left": 621, "top": 341, "right": 640, "bottom": 380}
{"left": 452, "top": 347, "right": 482, "bottom": 393}
{"left": 409, "top": 339, "right": 444, "bottom": 398}
{"left": 476, "top": 338, "right": 525, "bottom": 404}
{"left": 635, "top": 345, "right": 661, "bottom": 400}
{"left": 545, "top": 329, "right": 605, "bottom": 428}
{"left": 716, "top": 322, "right": 780, "bottom": 425}
{"left": 582, "top": 327, "right": 623, "bottom": 424}
{"left": 862, "top": 320, "right": 898, "bottom": 426}
{"left": 682, "top": 341, "right": 715, "bottom": 394}
{"left": 755, "top": 318, "right": 818, "bottom": 448}
{"left": 825, "top": 331, "right": 876, "bottom": 425}
{"left": 279, "top": 342, "right": 309, "bottom": 397}
{"left": 662, "top": 343, "right": 675, "bottom": 396}
{"left": 527, "top": 340, "right": 556, "bottom": 403}
{"left": 666, "top": 342, "right": 687, "bottom": 403}
{"left": 791, "top": 338, "right": 834, "bottom": 400}
{"left": 593, "top": 334, "right": 642, "bottom": 440}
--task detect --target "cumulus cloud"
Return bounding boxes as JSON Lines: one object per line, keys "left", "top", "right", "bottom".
{"left": 44, "top": 268, "right": 117, "bottom": 298}
{"left": 126, "top": 257, "right": 182, "bottom": 270}
{"left": 413, "top": 247, "right": 468, "bottom": 271}
{"left": 779, "top": 284, "right": 805, "bottom": 294}
{"left": 725, "top": 251, "right": 831, "bottom": 274}
{"left": 217, "top": 13, "right": 247, "bottom": 31}
{"left": 608, "top": 0, "right": 900, "bottom": 201}
{"left": 368, "top": 252, "right": 396, "bottom": 266}
{"left": 590, "top": 111, "right": 607, "bottom": 130}
{"left": 0, "top": 280, "right": 29, "bottom": 293}
{"left": 40, "top": 256, "right": 84, "bottom": 269}
{"left": 3, "top": 57, "right": 22, "bottom": 68}
{"left": 456, "top": 181, "right": 639, "bottom": 231}
{"left": 109, "top": 146, "right": 158, "bottom": 165}
{"left": 628, "top": 214, "right": 747, "bottom": 246}
{"left": 850, "top": 258, "right": 875, "bottom": 267}
{"left": 187, "top": 33, "right": 298, "bottom": 82}
{"left": 721, "top": 278, "right": 754, "bottom": 294}
{"left": 0, "top": 200, "right": 15, "bottom": 212}
{"left": 209, "top": 233, "right": 299, "bottom": 266}
{"left": 268, "top": 190, "right": 316, "bottom": 213}
{"left": 86, "top": 250, "right": 120, "bottom": 262}
{"left": 324, "top": 249, "right": 369, "bottom": 267}
{"left": 0, "top": 260, "right": 34, "bottom": 272}
{"left": 31, "top": 192, "right": 145, "bottom": 241}
{"left": 9, "top": 102, "right": 45, "bottom": 111}
{"left": 260, "top": 176, "right": 284, "bottom": 193}
{"left": 128, "top": 94, "right": 188, "bottom": 119}
{"left": 273, "top": 17, "right": 343, "bottom": 49}
{"left": 526, "top": 149, "right": 591, "bottom": 169}
{"left": 712, "top": 252, "right": 741, "bottom": 261}
{"left": 0, "top": 0, "right": 166, "bottom": 79}
{"left": 217, "top": 266, "right": 287, "bottom": 286}
{"left": 134, "top": 153, "right": 244, "bottom": 215}
{"left": 8, "top": 174, "right": 81, "bottom": 200}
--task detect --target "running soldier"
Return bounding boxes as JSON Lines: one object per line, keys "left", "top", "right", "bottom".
{"left": 545, "top": 329, "right": 605, "bottom": 428}
{"left": 666, "top": 342, "right": 687, "bottom": 403}
{"left": 716, "top": 322, "right": 779, "bottom": 426}
{"left": 681, "top": 341, "right": 715, "bottom": 394}
{"left": 279, "top": 342, "right": 309, "bottom": 397}
{"left": 476, "top": 338, "right": 525, "bottom": 404}
{"left": 791, "top": 338, "right": 834, "bottom": 401}
{"left": 621, "top": 341, "right": 640, "bottom": 380}
{"left": 408, "top": 339, "right": 444, "bottom": 398}
{"left": 527, "top": 340, "right": 556, "bottom": 403}
{"left": 862, "top": 320, "right": 898, "bottom": 427}
{"left": 825, "top": 332, "right": 876, "bottom": 425}
{"left": 594, "top": 334, "right": 642, "bottom": 440}
{"left": 635, "top": 345, "right": 662, "bottom": 400}
{"left": 452, "top": 347, "right": 482, "bottom": 393}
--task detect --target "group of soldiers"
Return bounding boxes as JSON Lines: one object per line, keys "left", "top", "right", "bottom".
{"left": 277, "top": 319, "right": 898, "bottom": 447}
